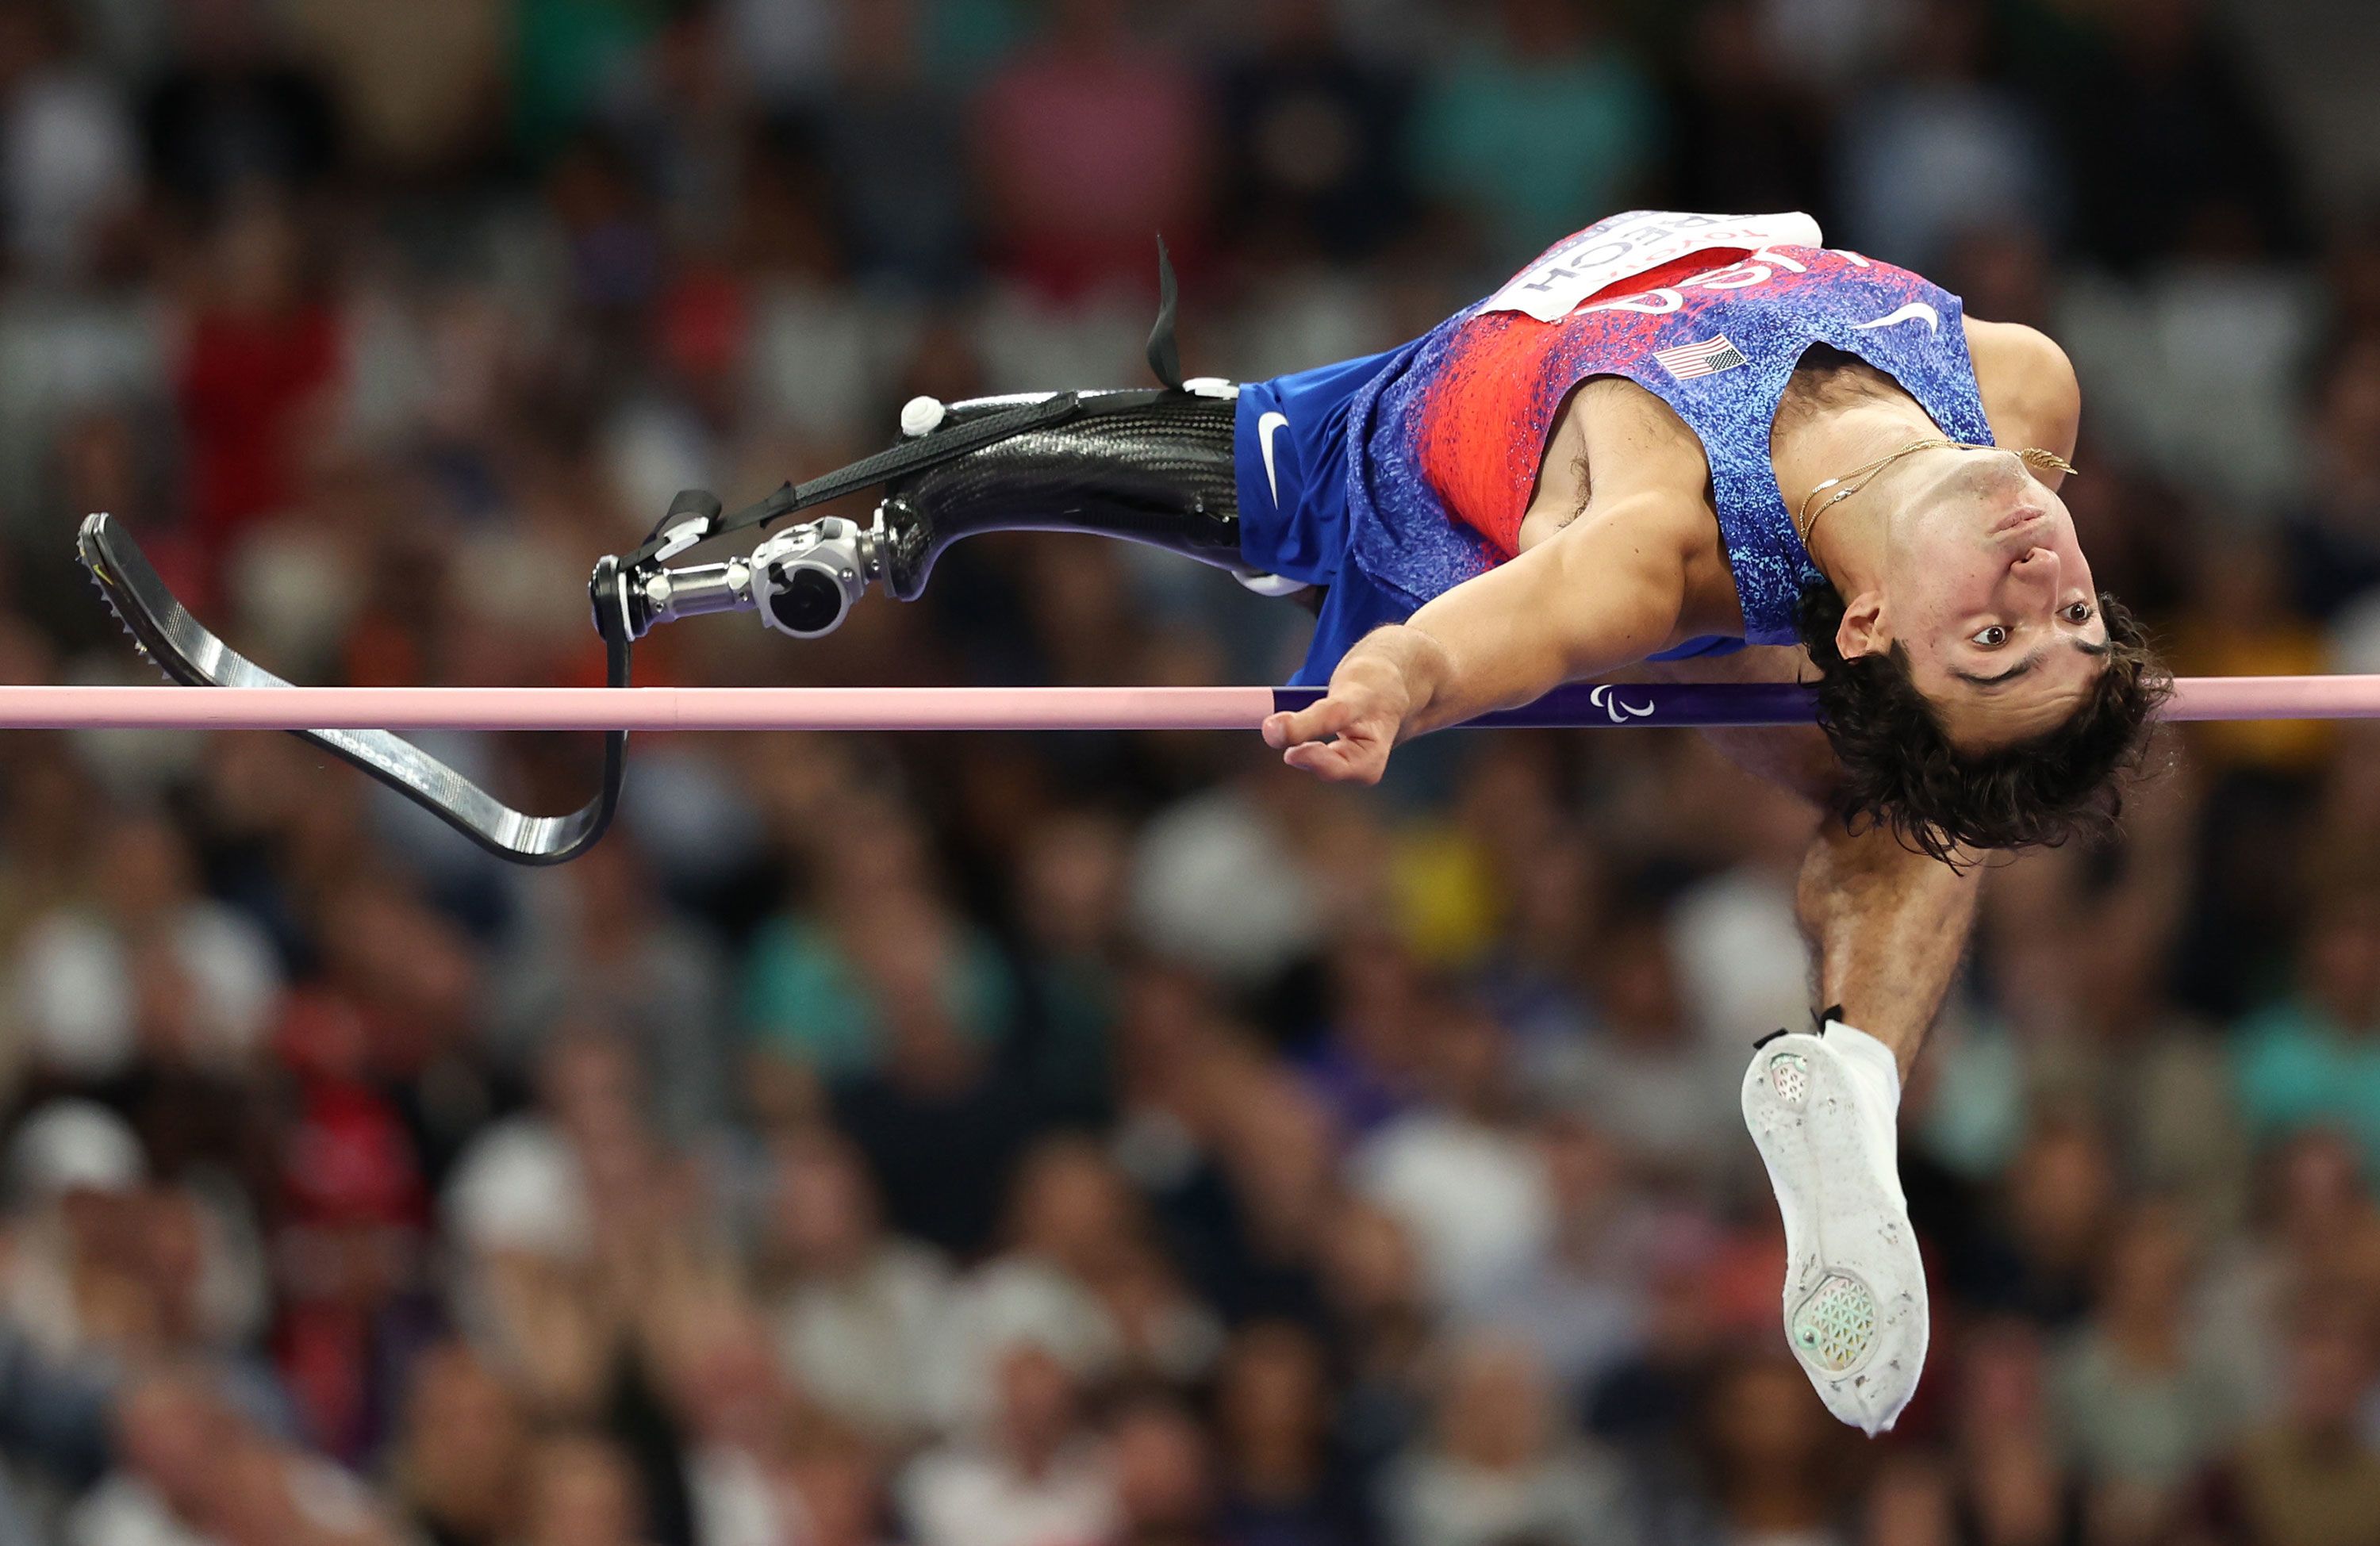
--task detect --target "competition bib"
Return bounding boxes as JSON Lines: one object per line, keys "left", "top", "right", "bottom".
{"left": 1484, "top": 209, "right": 1826, "bottom": 323}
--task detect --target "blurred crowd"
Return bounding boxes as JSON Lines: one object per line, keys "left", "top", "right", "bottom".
{"left": 0, "top": 0, "right": 2376, "bottom": 1543}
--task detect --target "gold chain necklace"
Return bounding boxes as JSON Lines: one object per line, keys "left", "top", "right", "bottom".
{"left": 1795, "top": 439, "right": 2079, "bottom": 549}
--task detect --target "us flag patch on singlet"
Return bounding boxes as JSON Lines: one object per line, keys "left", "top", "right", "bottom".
{"left": 1651, "top": 335, "right": 1749, "bottom": 379}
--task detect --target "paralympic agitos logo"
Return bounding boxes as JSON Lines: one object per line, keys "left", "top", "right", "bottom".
{"left": 1590, "top": 685, "right": 1656, "bottom": 723}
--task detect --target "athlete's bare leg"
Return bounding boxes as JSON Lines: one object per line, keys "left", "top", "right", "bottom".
{"left": 1797, "top": 817, "right": 1980, "bottom": 1076}
{"left": 1646, "top": 646, "right": 1967, "bottom": 1433}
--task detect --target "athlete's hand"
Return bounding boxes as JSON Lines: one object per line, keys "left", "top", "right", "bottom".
{"left": 1261, "top": 650, "right": 1415, "bottom": 784}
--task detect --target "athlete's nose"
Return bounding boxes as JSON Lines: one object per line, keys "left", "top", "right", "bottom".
{"left": 2011, "top": 545, "right": 2062, "bottom": 600}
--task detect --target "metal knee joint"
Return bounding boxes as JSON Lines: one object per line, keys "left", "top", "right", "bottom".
{"left": 618, "top": 513, "right": 885, "bottom": 642}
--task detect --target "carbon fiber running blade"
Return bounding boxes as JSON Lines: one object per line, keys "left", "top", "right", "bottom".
{"left": 75, "top": 512, "right": 624, "bottom": 865}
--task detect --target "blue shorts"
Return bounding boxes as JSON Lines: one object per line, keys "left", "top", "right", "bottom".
{"left": 1233, "top": 351, "right": 1415, "bottom": 687}
{"left": 1234, "top": 352, "right": 1749, "bottom": 685}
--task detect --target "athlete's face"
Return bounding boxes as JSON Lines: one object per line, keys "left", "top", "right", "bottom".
{"left": 1836, "top": 448, "right": 2108, "bottom": 751}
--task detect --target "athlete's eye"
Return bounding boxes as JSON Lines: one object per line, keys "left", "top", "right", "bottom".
{"left": 1971, "top": 624, "right": 2009, "bottom": 648}
{"left": 2064, "top": 601, "right": 2094, "bottom": 624}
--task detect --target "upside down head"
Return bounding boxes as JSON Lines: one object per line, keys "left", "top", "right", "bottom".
{"left": 1798, "top": 447, "right": 2171, "bottom": 860}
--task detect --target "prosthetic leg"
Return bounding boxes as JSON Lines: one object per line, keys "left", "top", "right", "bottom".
{"left": 600, "top": 237, "right": 1311, "bottom": 646}
{"left": 615, "top": 378, "right": 1265, "bottom": 645}
{"left": 79, "top": 244, "right": 1296, "bottom": 864}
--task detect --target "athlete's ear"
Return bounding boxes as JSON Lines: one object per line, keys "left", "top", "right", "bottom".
{"left": 1835, "top": 590, "right": 1888, "bottom": 661}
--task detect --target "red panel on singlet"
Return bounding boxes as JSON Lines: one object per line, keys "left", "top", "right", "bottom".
{"left": 1412, "top": 247, "right": 1753, "bottom": 559}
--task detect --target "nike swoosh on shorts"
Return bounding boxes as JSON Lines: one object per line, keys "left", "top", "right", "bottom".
{"left": 1258, "top": 411, "right": 1289, "bottom": 505}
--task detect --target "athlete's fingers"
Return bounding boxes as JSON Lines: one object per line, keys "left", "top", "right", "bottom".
{"left": 1262, "top": 696, "right": 1358, "bottom": 749}
{"left": 1282, "top": 732, "right": 1387, "bottom": 785}
{"left": 1280, "top": 737, "right": 1346, "bottom": 773}
{"left": 1274, "top": 699, "right": 1354, "bottom": 746}
{"left": 1282, "top": 742, "right": 1353, "bottom": 780}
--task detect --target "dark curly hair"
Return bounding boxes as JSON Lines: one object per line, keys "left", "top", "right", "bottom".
{"left": 1797, "top": 584, "right": 2172, "bottom": 862}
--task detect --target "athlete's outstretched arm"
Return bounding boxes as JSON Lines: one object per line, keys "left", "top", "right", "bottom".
{"left": 1261, "top": 493, "right": 1696, "bottom": 782}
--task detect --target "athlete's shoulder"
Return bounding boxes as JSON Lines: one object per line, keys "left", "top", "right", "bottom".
{"left": 1962, "top": 316, "right": 2076, "bottom": 389}
{"left": 1962, "top": 316, "right": 2081, "bottom": 455}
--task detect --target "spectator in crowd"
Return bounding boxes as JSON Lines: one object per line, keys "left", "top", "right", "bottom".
{"left": 516, "top": 1429, "right": 654, "bottom": 1546}
{"left": 1211, "top": 1321, "right": 1366, "bottom": 1546}
{"left": 972, "top": 0, "right": 1212, "bottom": 301}
{"left": 171, "top": 193, "right": 343, "bottom": 566}
{"left": 1476, "top": 1112, "right": 1649, "bottom": 1410}
{"left": 2, "top": 1099, "right": 151, "bottom": 1360}
{"left": 1563, "top": 919, "right": 1737, "bottom": 1187}
{"left": 1006, "top": 806, "right": 1129, "bottom": 1122}
{"left": 2053, "top": 1206, "right": 2246, "bottom": 1497}
{"left": 0, "top": 0, "right": 139, "bottom": 283}
{"left": 1407, "top": 0, "right": 1660, "bottom": 273}
{"left": 1948, "top": 1322, "right": 2091, "bottom": 1546}
{"left": 493, "top": 838, "right": 733, "bottom": 1145}
{"left": 143, "top": 0, "right": 340, "bottom": 214}
{"left": 827, "top": 884, "right": 1038, "bottom": 1256}
{"left": 816, "top": 0, "right": 974, "bottom": 293}
{"left": 1378, "top": 1329, "right": 1636, "bottom": 1546}
{"left": 1296, "top": 930, "right": 1432, "bottom": 1137}
{"left": 0, "top": 1310, "right": 117, "bottom": 1541}
{"left": 1315, "top": 1199, "right": 1434, "bottom": 1484}
{"left": 2286, "top": 340, "right": 2380, "bottom": 623}
{"left": 1108, "top": 1389, "right": 1215, "bottom": 1546}
{"left": 2198, "top": 1296, "right": 2380, "bottom": 1546}
{"left": 12, "top": 812, "right": 282, "bottom": 1083}
{"left": 387, "top": 1341, "right": 527, "bottom": 1546}
{"left": 1660, "top": 0, "right": 1827, "bottom": 219}
{"left": 1212, "top": 0, "right": 1412, "bottom": 265}
{"left": 1833, "top": 0, "right": 2062, "bottom": 274}
{"left": 744, "top": 788, "right": 1015, "bottom": 1084}
{"left": 1960, "top": 1117, "right": 2120, "bottom": 1328}
{"left": 2052, "top": 0, "right": 2305, "bottom": 270}
{"left": 900, "top": 1340, "right": 1117, "bottom": 1546}
{"left": 1692, "top": 1354, "right": 1854, "bottom": 1546}
{"left": 1349, "top": 1002, "right": 1551, "bottom": 1315}
{"left": 2198, "top": 1131, "right": 2380, "bottom": 1417}
{"left": 762, "top": 1128, "right": 953, "bottom": 1444}
{"left": 2232, "top": 888, "right": 2380, "bottom": 1177}
{"left": 70, "top": 1375, "right": 401, "bottom": 1546}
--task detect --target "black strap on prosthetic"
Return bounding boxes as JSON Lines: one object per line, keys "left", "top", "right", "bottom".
{"left": 620, "top": 239, "right": 1196, "bottom": 573}
{"left": 618, "top": 392, "right": 1088, "bottom": 570}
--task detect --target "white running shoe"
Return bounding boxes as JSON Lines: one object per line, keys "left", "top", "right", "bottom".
{"left": 1740, "top": 1021, "right": 1928, "bottom": 1435}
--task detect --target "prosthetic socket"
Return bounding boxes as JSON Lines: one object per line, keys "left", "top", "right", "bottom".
{"left": 618, "top": 386, "right": 1243, "bottom": 642}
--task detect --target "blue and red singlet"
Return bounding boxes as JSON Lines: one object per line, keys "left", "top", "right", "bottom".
{"left": 1232, "top": 210, "right": 1998, "bottom": 684}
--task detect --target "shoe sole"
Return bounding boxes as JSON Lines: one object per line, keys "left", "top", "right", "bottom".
{"left": 1741, "top": 1038, "right": 1925, "bottom": 1421}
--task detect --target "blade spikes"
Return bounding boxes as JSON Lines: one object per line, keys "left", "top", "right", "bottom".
{"left": 75, "top": 512, "right": 626, "bottom": 865}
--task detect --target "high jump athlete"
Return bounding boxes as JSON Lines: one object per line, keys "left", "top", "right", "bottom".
{"left": 639, "top": 209, "right": 2171, "bottom": 1431}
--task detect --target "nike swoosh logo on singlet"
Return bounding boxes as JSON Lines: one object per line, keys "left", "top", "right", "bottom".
{"left": 1850, "top": 301, "right": 1941, "bottom": 333}
{"left": 1258, "top": 412, "right": 1290, "bottom": 504}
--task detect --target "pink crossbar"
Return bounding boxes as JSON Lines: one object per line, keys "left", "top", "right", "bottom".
{"left": 0, "top": 685, "right": 1283, "bottom": 731}
{"left": 0, "top": 676, "right": 2366, "bottom": 731}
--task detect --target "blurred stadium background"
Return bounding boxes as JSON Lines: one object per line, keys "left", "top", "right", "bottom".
{"left": 0, "top": 0, "right": 2378, "bottom": 1542}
